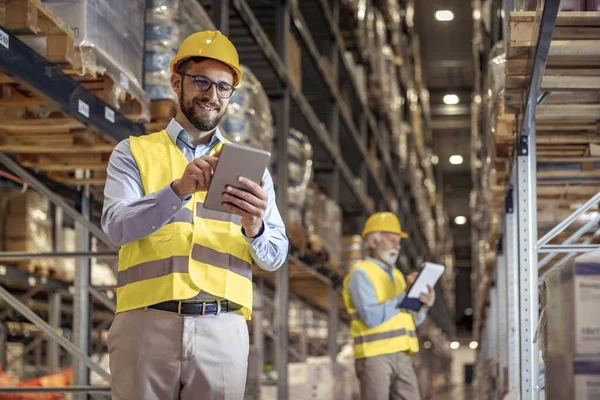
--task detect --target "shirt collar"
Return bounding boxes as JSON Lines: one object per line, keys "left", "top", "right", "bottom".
{"left": 165, "top": 118, "right": 225, "bottom": 149}
{"left": 366, "top": 256, "right": 393, "bottom": 271}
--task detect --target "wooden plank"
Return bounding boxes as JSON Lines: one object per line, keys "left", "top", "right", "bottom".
{"left": 0, "top": 145, "right": 113, "bottom": 153}
{"left": 538, "top": 170, "right": 600, "bottom": 179}
{"left": 538, "top": 156, "right": 600, "bottom": 162}
{"left": 536, "top": 104, "right": 600, "bottom": 118}
{"left": 47, "top": 172, "right": 107, "bottom": 186}
{"left": 536, "top": 134, "right": 600, "bottom": 145}
{"left": 510, "top": 22, "right": 600, "bottom": 43}
{"left": 542, "top": 76, "right": 600, "bottom": 91}
{"left": 510, "top": 11, "right": 600, "bottom": 26}
{"left": 508, "top": 41, "right": 600, "bottom": 60}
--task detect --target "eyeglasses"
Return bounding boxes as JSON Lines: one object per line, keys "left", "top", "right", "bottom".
{"left": 182, "top": 74, "right": 235, "bottom": 99}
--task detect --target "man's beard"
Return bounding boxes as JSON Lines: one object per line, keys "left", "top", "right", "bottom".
{"left": 376, "top": 246, "right": 399, "bottom": 267}
{"left": 179, "top": 87, "right": 225, "bottom": 132}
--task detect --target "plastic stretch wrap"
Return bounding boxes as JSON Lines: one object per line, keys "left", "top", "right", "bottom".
{"left": 272, "top": 129, "right": 314, "bottom": 247}
{"left": 144, "top": 0, "right": 215, "bottom": 101}
{"left": 221, "top": 66, "right": 274, "bottom": 153}
{"left": 368, "top": 10, "right": 394, "bottom": 111}
{"left": 42, "top": 0, "right": 150, "bottom": 121}
{"left": 407, "top": 153, "right": 436, "bottom": 253}
{"left": 375, "top": 0, "right": 401, "bottom": 45}
{"left": 306, "top": 188, "right": 342, "bottom": 269}
{"left": 342, "top": 235, "right": 364, "bottom": 274}
{"left": 0, "top": 190, "right": 54, "bottom": 270}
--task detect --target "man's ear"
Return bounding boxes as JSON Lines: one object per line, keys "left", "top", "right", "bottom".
{"left": 171, "top": 73, "right": 182, "bottom": 95}
{"left": 367, "top": 233, "right": 379, "bottom": 250}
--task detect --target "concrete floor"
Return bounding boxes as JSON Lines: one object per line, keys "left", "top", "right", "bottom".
{"left": 434, "top": 384, "right": 474, "bottom": 400}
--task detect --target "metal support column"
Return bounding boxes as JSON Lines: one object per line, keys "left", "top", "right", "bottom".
{"left": 300, "top": 306, "right": 308, "bottom": 361}
{"left": 73, "top": 183, "right": 92, "bottom": 399}
{"left": 0, "top": 323, "right": 6, "bottom": 371}
{"left": 496, "top": 239, "right": 508, "bottom": 394}
{"left": 515, "top": 1, "right": 559, "bottom": 398}
{"left": 517, "top": 133, "right": 540, "bottom": 400}
{"left": 506, "top": 182, "right": 520, "bottom": 392}
{"left": 274, "top": 1, "right": 291, "bottom": 399}
{"left": 212, "top": 0, "right": 230, "bottom": 36}
{"left": 48, "top": 291, "right": 61, "bottom": 374}
{"left": 327, "top": 286, "right": 339, "bottom": 363}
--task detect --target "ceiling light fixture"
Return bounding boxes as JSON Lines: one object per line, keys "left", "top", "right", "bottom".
{"left": 470, "top": 341, "right": 479, "bottom": 350}
{"left": 431, "top": 155, "right": 439, "bottom": 165}
{"left": 449, "top": 155, "right": 463, "bottom": 165}
{"left": 435, "top": 10, "right": 454, "bottom": 21}
{"left": 443, "top": 94, "right": 459, "bottom": 105}
{"left": 450, "top": 341, "right": 460, "bottom": 350}
{"left": 455, "top": 216, "right": 467, "bottom": 225}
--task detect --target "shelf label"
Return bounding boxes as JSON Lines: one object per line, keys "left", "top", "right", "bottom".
{"left": 105, "top": 106, "right": 115, "bottom": 123}
{"left": 0, "top": 28, "right": 8, "bottom": 49}
{"left": 78, "top": 99, "right": 89, "bottom": 118}
{"left": 120, "top": 73, "right": 129, "bottom": 90}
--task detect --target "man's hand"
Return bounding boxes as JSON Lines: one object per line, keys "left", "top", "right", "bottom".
{"left": 172, "top": 154, "right": 219, "bottom": 199}
{"left": 222, "top": 177, "right": 268, "bottom": 238}
{"left": 419, "top": 285, "right": 436, "bottom": 308}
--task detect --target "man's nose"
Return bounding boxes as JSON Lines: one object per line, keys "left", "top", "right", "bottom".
{"left": 204, "top": 83, "right": 219, "bottom": 101}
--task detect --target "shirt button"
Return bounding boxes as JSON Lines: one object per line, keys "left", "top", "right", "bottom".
{"left": 152, "top": 225, "right": 156, "bottom": 230}
{"left": 172, "top": 205, "right": 178, "bottom": 210}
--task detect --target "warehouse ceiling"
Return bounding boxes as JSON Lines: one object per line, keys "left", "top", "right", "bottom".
{"left": 414, "top": 1, "right": 475, "bottom": 330}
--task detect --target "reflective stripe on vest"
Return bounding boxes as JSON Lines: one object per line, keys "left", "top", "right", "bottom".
{"left": 116, "top": 130, "right": 254, "bottom": 318}
{"left": 354, "top": 329, "right": 418, "bottom": 345}
{"left": 342, "top": 259, "right": 420, "bottom": 359}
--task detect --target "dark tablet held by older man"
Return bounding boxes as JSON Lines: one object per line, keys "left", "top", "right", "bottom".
{"left": 204, "top": 143, "right": 271, "bottom": 213}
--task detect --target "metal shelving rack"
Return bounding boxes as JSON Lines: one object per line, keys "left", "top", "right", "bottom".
{"left": 0, "top": 1, "right": 455, "bottom": 399}
{"left": 478, "top": 1, "right": 600, "bottom": 399}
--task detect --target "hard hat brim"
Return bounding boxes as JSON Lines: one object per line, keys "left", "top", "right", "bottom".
{"left": 362, "top": 229, "right": 409, "bottom": 239}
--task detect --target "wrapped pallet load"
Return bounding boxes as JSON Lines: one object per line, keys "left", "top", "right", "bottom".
{"left": 306, "top": 187, "right": 342, "bottom": 274}
{"left": 0, "top": 189, "right": 55, "bottom": 275}
{"left": 42, "top": 0, "right": 150, "bottom": 121}
{"left": 272, "top": 128, "right": 314, "bottom": 252}
{"left": 221, "top": 66, "right": 275, "bottom": 153}
{"left": 144, "top": 0, "right": 216, "bottom": 102}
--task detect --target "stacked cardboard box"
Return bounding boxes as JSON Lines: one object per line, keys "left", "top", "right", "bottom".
{"left": 544, "top": 250, "right": 600, "bottom": 400}
{"left": 0, "top": 189, "right": 55, "bottom": 273}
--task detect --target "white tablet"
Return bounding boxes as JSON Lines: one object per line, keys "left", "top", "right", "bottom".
{"left": 398, "top": 262, "right": 445, "bottom": 311}
{"left": 204, "top": 143, "right": 271, "bottom": 214}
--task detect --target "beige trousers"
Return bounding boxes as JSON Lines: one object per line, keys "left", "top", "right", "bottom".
{"left": 107, "top": 307, "right": 249, "bottom": 400}
{"left": 355, "top": 352, "right": 421, "bottom": 400}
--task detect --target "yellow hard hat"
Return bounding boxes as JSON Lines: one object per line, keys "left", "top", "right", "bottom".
{"left": 362, "top": 212, "right": 408, "bottom": 238}
{"left": 170, "top": 30, "right": 243, "bottom": 88}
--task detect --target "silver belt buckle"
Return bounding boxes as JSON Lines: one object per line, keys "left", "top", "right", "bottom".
{"left": 177, "top": 301, "right": 183, "bottom": 315}
{"left": 215, "top": 300, "right": 221, "bottom": 315}
{"left": 201, "top": 302, "right": 206, "bottom": 316}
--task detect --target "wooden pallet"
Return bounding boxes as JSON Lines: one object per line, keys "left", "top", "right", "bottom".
{"left": 0, "top": 0, "right": 74, "bottom": 64}
{"left": 145, "top": 99, "right": 178, "bottom": 133}
{"left": 0, "top": 0, "right": 151, "bottom": 187}
{"left": 505, "top": 11, "right": 600, "bottom": 113}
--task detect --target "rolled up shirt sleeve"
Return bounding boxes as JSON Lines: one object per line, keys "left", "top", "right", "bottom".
{"left": 411, "top": 307, "right": 430, "bottom": 327}
{"left": 101, "top": 139, "right": 190, "bottom": 247}
{"left": 242, "top": 170, "right": 289, "bottom": 272}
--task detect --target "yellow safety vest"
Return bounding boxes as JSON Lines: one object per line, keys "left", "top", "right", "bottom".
{"left": 115, "top": 130, "right": 253, "bottom": 319}
{"left": 342, "top": 259, "right": 419, "bottom": 359}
